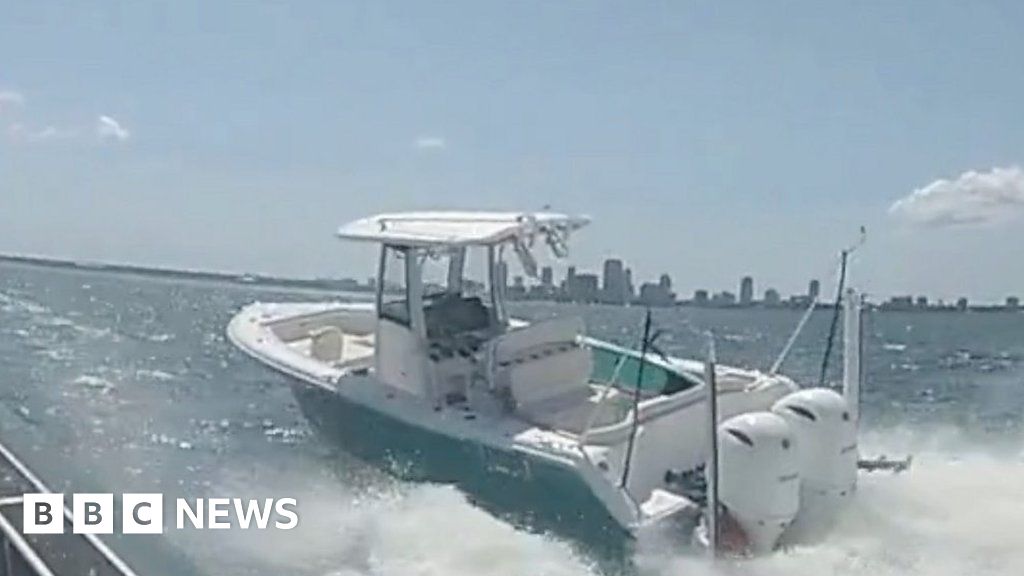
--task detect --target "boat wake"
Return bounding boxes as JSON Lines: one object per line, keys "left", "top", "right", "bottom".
{"left": 173, "top": 426, "right": 1023, "bottom": 576}
{"left": 637, "top": 426, "right": 1024, "bottom": 576}
{"left": 176, "top": 466, "right": 598, "bottom": 576}
{"left": 0, "top": 289, "right": 118, "bottom": 342}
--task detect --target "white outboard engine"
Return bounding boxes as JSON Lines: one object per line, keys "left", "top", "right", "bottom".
{"left": 717, "top": 412, "right": 800, "bottom": 553}
{"left": 771, "top": 388, "right": 858, "bottom": 540}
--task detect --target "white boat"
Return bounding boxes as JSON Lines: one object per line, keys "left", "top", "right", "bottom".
{"left": 227, "top": 211, "right": 866, "bottom": 556}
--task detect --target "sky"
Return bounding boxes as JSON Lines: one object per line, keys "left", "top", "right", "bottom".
{"left": 2, "top": 1, "right": 1023, "bottom": 303}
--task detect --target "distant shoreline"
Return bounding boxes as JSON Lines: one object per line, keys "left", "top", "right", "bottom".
{"left": 0, "top": 253, "right": 374, "bottom": 294}
{"left": 1, "top": 253, "right": 1019, "bottom": 313}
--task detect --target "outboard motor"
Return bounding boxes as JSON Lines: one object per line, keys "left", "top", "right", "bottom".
{"left": 717, "top": 412, "right": 800, "bottom": 553}
{"left": 771, "top": 388, "right": 858, "bottom": 540}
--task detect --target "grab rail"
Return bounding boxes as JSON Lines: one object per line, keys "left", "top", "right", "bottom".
{"left": 0, "top": 497, "right": 58, "bottom": 576}
{"left": 0, "top": 441, "right": 139, "bottom": 576}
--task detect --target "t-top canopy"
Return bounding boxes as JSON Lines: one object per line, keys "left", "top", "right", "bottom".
{"left": 336, "top": 211, "right": 590, "bottom": 248}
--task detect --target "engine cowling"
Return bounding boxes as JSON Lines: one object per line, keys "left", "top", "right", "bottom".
{"left": 717, "top": 412, "right": 800, "bottom": 553}
{"left": 771, "top": 388, "right": 858, "bottom": 539}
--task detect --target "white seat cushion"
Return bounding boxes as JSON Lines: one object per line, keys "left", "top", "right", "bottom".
{"left": 495, "top": 317, "right": 585, "bottom": 364}
{"left": 505, "top": 346, "right": 593, "bottom": 415}
{"left": 309, "top": 326, "right": 344, "bottom": 362}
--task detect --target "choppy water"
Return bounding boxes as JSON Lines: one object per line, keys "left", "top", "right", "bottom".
{"left": 1, "top": 261, "right": 1022, "bottom": 576}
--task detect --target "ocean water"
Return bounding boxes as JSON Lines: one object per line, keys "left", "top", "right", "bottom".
{"left": 1, "top": 260, "right": 1022, "bottom": 576}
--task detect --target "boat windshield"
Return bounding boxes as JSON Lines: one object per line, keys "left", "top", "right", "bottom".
{"left": 380, "top": 246, "right": 410, "bottom": 325}
{"left": 420, "top": 246, "right": 497, "bottom": 339}
{"left": 589, "top": 342, "right": 699, "bottom": 396}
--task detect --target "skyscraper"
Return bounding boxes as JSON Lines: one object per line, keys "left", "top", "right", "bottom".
{"left": 740, "top": 276, "right": 754, "bottom": 306}
{"left": 561, "top": 266, "right": 577, "bottom": 297}
{"left": 808, "top": 279, "right": 821, "bottom": 301}
{"left": 635, "top": 273, "right": 676, "bottom": 306}
{"left": 639, "top": 282, "right": 674, "bottom": 307}
{"left": 764, "top": 288, "right": 780, "bottom": 307}
{"left": 570, "top": 274, "right": 600, "bottom": 303}
{"left": 601, "top": 258, "right": 627, "bottom": 305}
{"left": 693, "top": 289, "right": 709, "bottom": 306}
{"left": 540, "top": 266, "right": 553, "bottom": 287}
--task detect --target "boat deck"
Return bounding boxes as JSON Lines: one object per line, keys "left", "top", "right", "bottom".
{"left": 286, "top": 332, "right": 376, "bottom": 366}
{"left": 0, "top": 442, "right": 138, "bottom": 576}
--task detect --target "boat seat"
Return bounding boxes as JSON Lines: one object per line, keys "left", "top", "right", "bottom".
{"left": 494, "top": 317, "right": 585, "bottom": 363}
{"left": 505, "top": 346, "right": 593, "bottom": 424}
{"left": 337, "top": 334, "right": 375, "bottom": 366}
{"left": 309, "top": 326, "right": 344, "bottom": 362}
{"left": 494, "top": 317, "right": 593, "bottom": 421}
{"left": 425, "top": 295, "right": 492, "bottom": 338}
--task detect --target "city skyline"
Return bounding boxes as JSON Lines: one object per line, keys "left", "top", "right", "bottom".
{"left": 1, "top": 251, "right": 1018, "bottom": 312}
{"left": 500, "top": 256, "right": 1021, "bottom": 310}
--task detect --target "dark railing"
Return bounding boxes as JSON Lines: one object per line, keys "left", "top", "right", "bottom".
{"left": 0, "top": 443, "right": 138, "bottom": 576}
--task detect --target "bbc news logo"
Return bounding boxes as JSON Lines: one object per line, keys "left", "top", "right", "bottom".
{"left": 23, "top": 494, "right": 298, "bottom": 534}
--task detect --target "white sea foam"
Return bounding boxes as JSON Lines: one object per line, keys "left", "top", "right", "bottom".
{"left": 184, "top": 480, "right": 596, "bottom": 576}
{"left": 189, "top": 427, "right": 1024, "bottom": 576}
{"left": 262, "top": 426, "right": 307, "bottom": 444}
{"left": 637, "top": 428, "right": 1024, "bottom": 576}
{"left": 15, "top": 299, "right": 50, "bottom": 315}
{"left": 148, "top": 432, "right": 194, "bottom": 450}
{"left": 136, "top": 368, "right": 177, "bottom": 381}
{"left": 41, "top": 316, "right": 76, "bottom": 328}
{"left": 73, "top": 324, "right": 115, "bottom": 339}
{"left": 0, "top": 291, "right": 118, "bottom": 341}
{"left": 73, "top": 374, "right": 116, "bottom": 393}
{"left": 36, "top": 346, "right": 75, "bottom": 361}
{"left": 0, "top": 291, "right": 50, "bottom": 315}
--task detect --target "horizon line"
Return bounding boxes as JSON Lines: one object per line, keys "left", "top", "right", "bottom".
{"left": 0, "top": 251, "right": 1018, "bottom": 308}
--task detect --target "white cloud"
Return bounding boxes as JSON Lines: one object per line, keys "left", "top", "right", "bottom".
{"left": 1, "top": 99, "right": 132, "bottom": 146}
{"left": 28, "top": 125, "right": 80, "bottom": 142}
{"left": 6, "top": 123, "right": 79, "bottom": 143}
{"left": 889, "top": 166, "right": 1024, "bottom": 228}
{"left": 414, "top": 136, "right": 446, "bottom": 150}
{"left": 97, "top": 115, "right": 130, "bottom": 141}
{"left": 0, "top": 90, "right": 25, "bottom": 111}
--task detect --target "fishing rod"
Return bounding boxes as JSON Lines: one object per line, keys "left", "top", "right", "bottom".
{"left": 620, "top": 309, "right": 652, "bottom": 489}
{"left": 619, "top": 308, "right": 670, "bottom": 490}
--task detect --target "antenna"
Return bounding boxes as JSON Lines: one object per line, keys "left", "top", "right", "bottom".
{"left": 620, "top": 309, "right": 654, "bottom": 489}
{"left": 769, "top": 226, "right": 866, "bottom": 377}
{"left": 818, "top": 227, "right": 868, "bottom": 388}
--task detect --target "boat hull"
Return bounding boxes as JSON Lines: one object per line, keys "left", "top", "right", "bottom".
{"left": 286, "top": 376, "right": 645, "bottom": 563}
